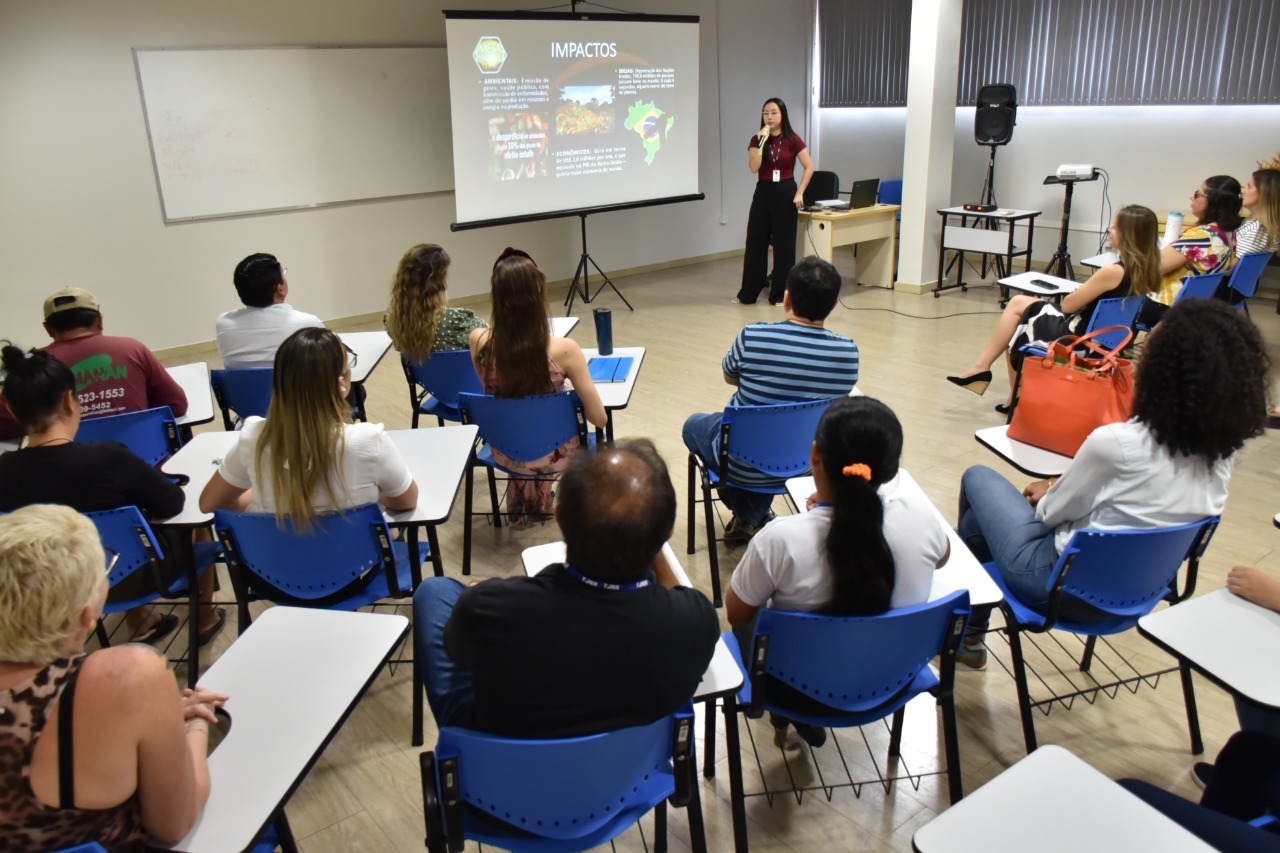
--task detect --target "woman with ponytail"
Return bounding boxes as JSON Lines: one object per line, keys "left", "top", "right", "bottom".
{"left": 725, "top": 396, "right": 950, "bottom": 747}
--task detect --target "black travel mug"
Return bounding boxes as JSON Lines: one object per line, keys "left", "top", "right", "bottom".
{"left": 593, "top": 307, "right": 613, "bottom": 355}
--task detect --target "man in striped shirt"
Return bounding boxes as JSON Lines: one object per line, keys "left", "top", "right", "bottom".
{"left": 683, "top": 256, "right": 860, "bottom": 542}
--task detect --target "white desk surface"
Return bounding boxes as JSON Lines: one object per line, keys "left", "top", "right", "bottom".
{"left": 0, "top": 438, "right": 19, "bottom": 454}
{"left": 784, "top": 472, "right": 1001, "bottom": 608}
{"left": 938, "top": 206, "right": 1041, "bottom": 219}
{"left": 159, "top": 432, "right": 240, "bottom": 527}
{"left": 911, "top": 745, "right": 1215, "bottom": 852}
{"left": 1139, "top": 588, "right": 1280, "bottom": 709}
{"left": 157, "top": 425, "right": 479, "bottom": 529}
{"left": 550, "top": 316, "right": 579, "bottom": 338}
{"left": 338, "top": 330, "right": 392, "bottom": 385}
{"left": 167, "top": 607, "right": 409, "bottom": 853}
{"left": 521, "top": 541, "right": 744, "bottom": 702}
{"left": 580, "top": 345, "right": 645, "bottom": 411}
{"left": 974, "top": 425, "right": 1070, "bottom": 479}
{"left": 168, "top": 362, "right": 214, "bottom": 427}
{"left": 1081, "top": 251, "right": 1120, "bottom": 269}
{"left": 997, "top": 270, "right": 1080, "bottom": 296}
{"left": 383, "top": 426, "right": 478, "bottom": 526}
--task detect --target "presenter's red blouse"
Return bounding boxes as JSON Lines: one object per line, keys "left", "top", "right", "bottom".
{"left": 750, "top": 133, "right": 807, "bottom": 182}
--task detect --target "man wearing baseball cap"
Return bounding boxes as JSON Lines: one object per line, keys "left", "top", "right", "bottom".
{"left": 0, "top": 287, "right": 187, "bottom": 439}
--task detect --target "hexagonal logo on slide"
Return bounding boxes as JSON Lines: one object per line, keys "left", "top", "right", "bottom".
{"left": 473, "top": 37, "right": 507, "bottom": 74}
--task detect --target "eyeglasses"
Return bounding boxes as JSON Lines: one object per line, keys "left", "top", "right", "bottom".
{"left": 103, "top": 547, "right": 120, "bottom": 577}
{"left": 1191, "top": 190, "right": 1208, "bottom": 200}
{"left": 342, "top": 343, "right": 358, "bottom": 370}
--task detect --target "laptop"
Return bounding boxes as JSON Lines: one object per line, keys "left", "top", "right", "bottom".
{"left": 848, "top": 178, "right": 880, "bottom": 210}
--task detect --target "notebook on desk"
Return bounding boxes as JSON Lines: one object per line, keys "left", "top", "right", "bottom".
{"left": 588, "top": 356, "right": 633, "bottom": 383}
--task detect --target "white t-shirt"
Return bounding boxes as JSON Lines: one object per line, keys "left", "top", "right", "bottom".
{"left": 730, "top": 475, "right": 949, "bottom": 612}
{"left": 218, "top": 417, "right": 414, "bottom": 515}
{"left": 1037, "top": 419, "right": 1233, "bottom": 554}
{"left": 215, "top": 303, "right": 325, "bottom": 368}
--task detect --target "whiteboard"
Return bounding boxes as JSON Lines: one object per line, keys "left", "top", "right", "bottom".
{"left": 134, "top": 47, "right": 452, "bottom": 222}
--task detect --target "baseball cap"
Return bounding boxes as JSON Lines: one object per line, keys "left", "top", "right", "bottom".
{"left": 43, "top": 287, "right": 101, "bottom": 320}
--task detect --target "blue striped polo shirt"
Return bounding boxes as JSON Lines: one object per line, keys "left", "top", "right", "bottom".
{"left": 721, "top": 320, "right": 859, "bottom": 487}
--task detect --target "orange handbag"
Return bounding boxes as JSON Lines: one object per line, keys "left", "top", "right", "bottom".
{"left": 1008, "top": 326, "right": 1136, "bottom": 457}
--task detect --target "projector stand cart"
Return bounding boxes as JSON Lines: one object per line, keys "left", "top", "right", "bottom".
{"left": 564, "top": 212, "right": 633, "bottom": 316}
{"left": 1042, "top": 173, "right": 1096, "bottom": 282}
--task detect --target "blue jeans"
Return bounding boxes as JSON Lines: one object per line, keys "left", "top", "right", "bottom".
{"left": 413, "top": 577, "right": 473, "bottom": 729}
{"left": 682, "top": 412, "right": 775, "bottom": 527}
{"left": 958, "top": 465, "right": 1061, "bottom": 632}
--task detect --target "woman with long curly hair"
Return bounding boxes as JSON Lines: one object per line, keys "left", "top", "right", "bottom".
{"left": 947, "top": 205, "right": 1162, "bottom": 411}
{"left": 469, "top": 248, "right": 607, "bottom": 523}
{"left": 384, "top": 243, "right": 486, "bottom": 363}
{"left": 953, "top": 299, "right": 1269, "bottom": 669}
{"left": 200, "top": 327, "right": 418, "bottom": 531}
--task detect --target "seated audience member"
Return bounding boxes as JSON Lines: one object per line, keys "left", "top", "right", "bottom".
{"left": 948, "top": 205, "right": 1161, "bottom": 411}
{"left": 725, "top": 396, "right": 949, "bottom": 748}
{"left": 200, "top": 326, "right": 418, "bottom": 527}
{"left": 1139, "top": 175, "right": 1243, "bottom": 327}
{"left": 1118, "top": 731, "right": 1280, "bottom": 853}
{"left": 468, "top": 248, "right": 607, "bottom": 524}
{"left": 0, "top": 504, "right": 226, "bottom": 850}
{"left": 413, "top": 440, "right": 720, "bottom": 738}
{"left": 0, "top": 287, "right": 188, "bottom": 440}
{"left": 1236, "top": 168, "right": 1279, "bottom": 256}
{"left": 0, "top": 344, "right": 223, "bottom": 645}
{"left": 683, "top": 256, "right": 860, "bottom": 543}
{"left": 955, "top": 299, "right": 1269, "bottom": 669}
{"left": 384, "top": 243, "right": 486, "bottom": 362}
{"left": 215, "top": 253, "right": 324, "bottom": 368}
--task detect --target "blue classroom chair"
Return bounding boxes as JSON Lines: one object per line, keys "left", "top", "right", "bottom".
{"left": 76, "top": 405, "right": 181, "bottom": 466}
{"left": 210, "top": 367, "right": 274, "bottom": 429}
{"left": 401, "top": 350, "right": 483, "bottom": 428}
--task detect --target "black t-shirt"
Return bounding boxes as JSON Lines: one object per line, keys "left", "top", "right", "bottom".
{"left": 0, "top": 441, "right": 185, "bottom": 518}
{"left": 444, "top": 563, "right": 720, "bottom": 739}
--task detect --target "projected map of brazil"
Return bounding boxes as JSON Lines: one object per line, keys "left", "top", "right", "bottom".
{"left": 624, "top": 100, "right": 675, "bottom": 165}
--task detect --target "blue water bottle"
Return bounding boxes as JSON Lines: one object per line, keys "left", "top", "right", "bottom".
{"left": 593, "top": 307, "right": 613, "bottom": 356}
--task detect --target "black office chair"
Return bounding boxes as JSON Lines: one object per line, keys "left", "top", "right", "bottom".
{"left": 803, "top": 171, "right": 839, "bottom": 207}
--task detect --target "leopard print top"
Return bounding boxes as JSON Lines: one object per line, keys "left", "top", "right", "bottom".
{"left": 0, "top": 654, "right": 145, "bottom": 852}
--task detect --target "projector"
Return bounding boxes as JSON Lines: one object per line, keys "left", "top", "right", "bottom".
{"left": 1056, "top": 164, "right": 1097, "bottom": 181}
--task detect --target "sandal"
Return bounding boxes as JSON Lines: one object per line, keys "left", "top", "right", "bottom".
{"left": 197, "top": 607, "right": 227, "bottom": 647}
{"left": 132, "top": 612, "right": 179, "bottom": 646}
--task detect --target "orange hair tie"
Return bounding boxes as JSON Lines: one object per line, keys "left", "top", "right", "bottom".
{"left": 842, "top": 463, "right": 872, "bottom": 481}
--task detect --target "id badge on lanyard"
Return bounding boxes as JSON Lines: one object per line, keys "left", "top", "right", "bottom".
{"left": 771, "top": 139, "right": 782, "bottom": 182}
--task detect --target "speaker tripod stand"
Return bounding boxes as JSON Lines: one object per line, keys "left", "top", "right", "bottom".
{"left": 1042, "top": 172, "right": 1099, "bottom": 282}
{"left": 563, "top": 212, "right": 633, "bottom": 316}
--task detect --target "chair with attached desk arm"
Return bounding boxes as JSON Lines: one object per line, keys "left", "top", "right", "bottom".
{"left": 421, "top": 706, "right": 702, "bottom": 853}
{"left": 213, "top": 502, "right": 425, "bottom": 745}
{"left": 711, "top": 591, "right": 969, "bottom": 836}
{"left": 210, "top": 367, "right": 274, "bottom": 430}
{"left": 457, "top": 390, "right": 593, "bottom": 576}
{"left": 1174, "top": 271, "right": 1228, "bottom": 305}
{"left": 86, "top": 505, "right": 221, "bottom": 689}
{"left": 1223, "top": 251, "right": 1274, "bottom": 315}
{"left": 687, "top": 398, "right": 835, "bottom": 608}
{"left": 401, "top": 350, "right": 483, "bottom": 428}
{"left": 982, "top": 517, "right": 1219, "bottom": 754}
{"left": 76, "top": 405, "right": 182, "bottom": 467}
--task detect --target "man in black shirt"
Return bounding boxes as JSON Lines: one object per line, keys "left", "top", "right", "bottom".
{"left": 413, "top": 439, "right": 720, "bottom": 738}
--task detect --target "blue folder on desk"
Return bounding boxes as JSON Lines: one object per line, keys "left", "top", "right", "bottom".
{"left": 588, "top": 356, "right": 633, "bottom": 383}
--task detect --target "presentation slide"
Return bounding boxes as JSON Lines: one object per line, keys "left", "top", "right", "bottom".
{"left": 444, "top": 12, "right": 701, "bottom": 229}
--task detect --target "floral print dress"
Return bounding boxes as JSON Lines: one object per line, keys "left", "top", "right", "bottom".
{"left": 1156, "top": 223, "right": 1233, "bottom": 305}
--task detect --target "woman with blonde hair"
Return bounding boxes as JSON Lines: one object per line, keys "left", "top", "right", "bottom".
{"left": 384, "top": 243, "right": 486, "bottom": 363}
{"left": 469, "top": 248, "right": 607, "bottom": 523}
{"left": 1236, "top": 168, "right": 1280, "bottom": 256}
{"left": 948, "top": 204, "right": 1162, "bottom": 411}
{"left": 200, "top": 326, "right": 418, "bottom": 529}
{"left": 0, "top": 504, "right": 226, "bottom": 849}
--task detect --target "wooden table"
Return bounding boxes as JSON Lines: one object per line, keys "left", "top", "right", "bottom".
{"left": 912, "top": 745, "right": 1215, "bottom": 851}
{"left": 797, "top": 204, "right": 899, "bottom": 288}
{"left": 165, "top": 607, "right": 409, "bottom": 853}
{"left": 784, "top": 471, "right": 1003, "bottom": 608}
{"left": 975, "top": 425, "right": 1071, "bottom": 478}
{"left": 1139, "top": 588, "right": 1280, "bottom": 710}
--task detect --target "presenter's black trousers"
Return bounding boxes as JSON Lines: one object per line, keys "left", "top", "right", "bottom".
{"left": 737, "top": 179, "right": 797, "bottom": 304}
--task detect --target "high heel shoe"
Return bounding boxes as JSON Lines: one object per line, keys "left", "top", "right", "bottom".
{"left": 946, "top": 371, "right": 992, "bottom": 396}
{"left": 994, "top": 403, "right": 1013, "bottom": 415}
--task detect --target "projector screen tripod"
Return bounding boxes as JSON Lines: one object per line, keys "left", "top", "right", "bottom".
{"left": 1042, "top": 172, "right": 1097, "bottom": 282}
{"left": 564, "top": 212, "right": 633, "bottom": 316}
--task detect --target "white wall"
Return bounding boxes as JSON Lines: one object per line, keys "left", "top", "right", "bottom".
{"left": 818, "top": 104, "right": 1280, "bottom": 268}
{"left": 0, "top": 0, "right": 814, "bottom": 350}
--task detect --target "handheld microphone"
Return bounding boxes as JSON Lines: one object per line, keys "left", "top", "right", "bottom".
{"left": 758, "top": 129, "right": 769, "bottom": 153}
